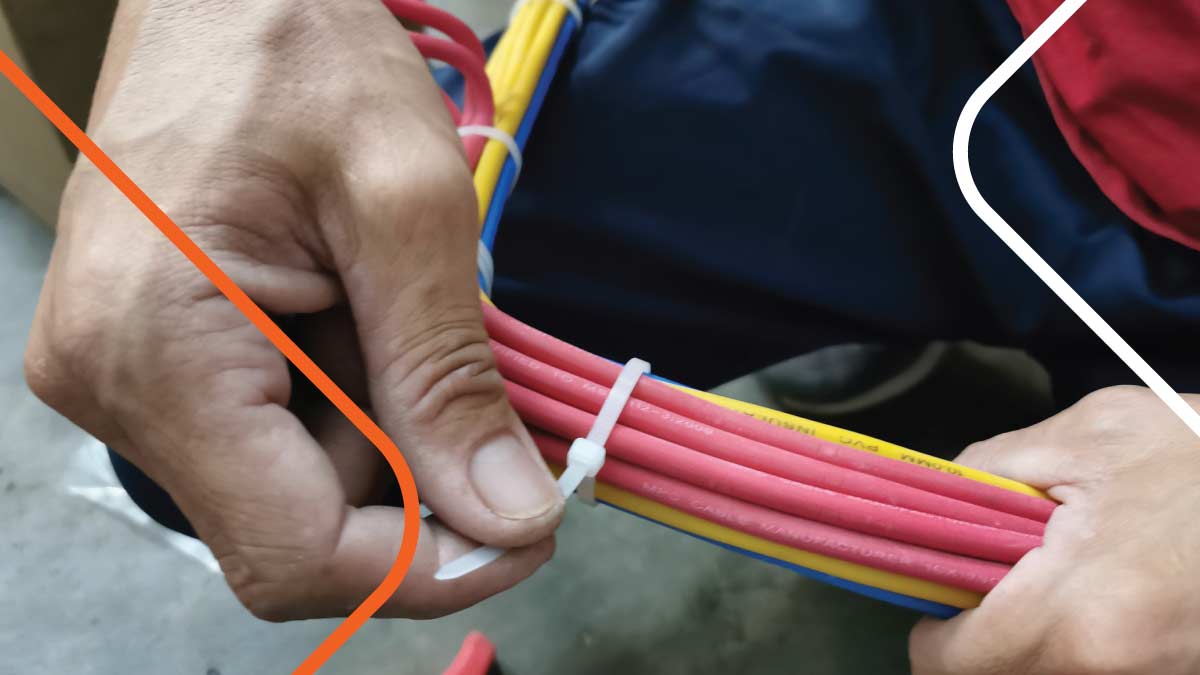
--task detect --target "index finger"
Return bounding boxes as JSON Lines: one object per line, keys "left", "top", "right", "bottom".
{"left": 161, "top": 392, "right": 551, "bottom": 621}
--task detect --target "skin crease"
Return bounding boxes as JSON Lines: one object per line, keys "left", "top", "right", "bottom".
{"left": 910, "top": 386, "right": 1200, "bottom": 674}
{"left": 24, "top": 0, "right": 565, "bottom": 621}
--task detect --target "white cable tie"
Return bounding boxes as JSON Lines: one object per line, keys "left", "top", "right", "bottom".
{"left": 562, "top": 358, "right": 650, "bottom": 504}
{"left": 476, "top": 241, "right": 495, "bottom": 296}
{"left": 421, "top": 504, "right": 504, "bottom": 582}
{"left": 457, "top": 125, "right": 523, "bottom": 177}
{"left": 510, "top": 0, "right": 583, "bottom": 26}
{"left": 434, "top": 545, "right": 505, "bottom": 581}
{"left": 433, "top": 358, "right": 650, "bottom": 581}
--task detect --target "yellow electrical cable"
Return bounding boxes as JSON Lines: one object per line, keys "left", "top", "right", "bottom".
{"left": 485, "top": 3, "right": 544, "bottom": 86}
{"left": 483, "top": 6, "right": 560, "bottom": 178}
{"left": 502, "top": 6, "right": 550, "bottom": 91}
{"left": 544, "top": 463, "right": 983, "bottom": 609}
{"left": 472, "top": 2, "right": 566, "bottom": 224}
{"left": 680, "top": 387, "right": 1050, "bottom": 500}
{"left": 483, "top": 286, "right": 1001, "bottom": 606}
{"left": 496, "top": 2, "right": 549, "bottom": 82}
{"left": 471, "top": 4, "right": 1042, "bottom": 607}
{"left": 482, "top": 13, "right": 517, "bottom": 82}
{"left": 593, "top": 481, "right": 984, "bottom": 609}
{"left": 471, "top": 4, "right": 1044, "bottom": 502}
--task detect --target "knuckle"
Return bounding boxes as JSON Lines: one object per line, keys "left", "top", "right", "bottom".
{"left": 233, "top": 582, "right": 296, "bottom": 623}
{"left": 23, "top": 337, "right": 64, "bottom": 407}
{"left": 957, "top": 438, "right": 992, "bottom": 464}
{"left": 1068, "top": 386, "right": 1152, "bottom": 439}
{"left": 219, "top": 533, "right": 339, "bottom": 623}
{"left": 956, "top": 431, "right": 1014, "bottom": 470}
{"left": 1077, "top": 385, "right": 1150, "bottom": 417}
{"left": 355, "top": 140, "right": 477, "bottom": 233}
{"left": 60, "top": 161, "right": 114, "bottom": 217}
{"left": 414, "top": 147, "right": 477, "bottom": 207}
{"left": 24, "top": 303, "right": 98, "bottom": 411}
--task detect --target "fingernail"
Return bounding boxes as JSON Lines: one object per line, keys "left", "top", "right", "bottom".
{"left": 470, "top": 434, "right": 560, "bottom": 519}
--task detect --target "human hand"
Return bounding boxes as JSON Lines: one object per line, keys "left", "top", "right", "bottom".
{"left": 25, "top": 0, "right": 563, "bottom": 620}
{"left": 910, "top": 386, "right": 1200, "bottom": 674}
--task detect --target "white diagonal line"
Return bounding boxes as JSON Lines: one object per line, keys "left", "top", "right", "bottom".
{"left": 953, "top": 0, "right": 1200, "bottom": 438}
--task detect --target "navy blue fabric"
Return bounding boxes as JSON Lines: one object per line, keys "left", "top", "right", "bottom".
{"left": 489, "top": 0, "right": 1200, "bottom": 402}
{"left": 110, "top": 449, "right": 195, "bottom": 538}
{"left": 111, "top": 0, "right": 1200, "bottom": 537}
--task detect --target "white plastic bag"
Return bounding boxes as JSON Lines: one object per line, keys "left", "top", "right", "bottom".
{"left": 63, "top": 436, "right": 220, "bottom": 573}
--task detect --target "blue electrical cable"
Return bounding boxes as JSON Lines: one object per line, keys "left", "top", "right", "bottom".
{"left": 607, "top": 504, "right": 960, "bottom": 618}
{"left": 480, "top": 13, "right": 577, "bottom": 251}
{"left": 475, "top": 10, "right": 963, "bottom": 618}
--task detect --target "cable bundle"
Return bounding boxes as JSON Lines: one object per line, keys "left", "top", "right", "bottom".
{"left": 385, "top": 0, "right": 1058, "bottom": 617}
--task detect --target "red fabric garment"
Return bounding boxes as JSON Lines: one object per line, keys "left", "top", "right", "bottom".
{"left": 1005, "top": 0, "right": 1200, "bottom": 251}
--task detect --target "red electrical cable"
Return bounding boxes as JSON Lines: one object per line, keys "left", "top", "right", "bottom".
{"left": 481, "top": 301, "right": 1057, "bottom": 523}
{"left": 407, "top": 32, "right": 493, "bottom": 167}
{"left": 377, "top": 0, "right": 1042, "bottom": 603}
{"left": 382, "top": 0, "right": 488, "bottom": 64}
{"left": 507, "top": 380, "right": 1040, "bottom": 563}
{"left": 491, "top": 340, "right": 1044, "bottom": 536}
{"left": 440, "top": 631, "right": 496, "bottom": 675}
{"left": 382, "top": 1, "right": 485, "bottom": 132}
{"left": 533, "top": 431, "right": 1008, "bottom": 593}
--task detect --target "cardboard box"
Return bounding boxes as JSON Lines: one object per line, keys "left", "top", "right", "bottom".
{"left": 0, "top": 0, "right": 116, "bottom": 226}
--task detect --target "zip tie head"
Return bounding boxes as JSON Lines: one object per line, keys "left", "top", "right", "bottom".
{"left": 434, "top": 358, "right": 648, "bottom": 580}
{"left": 563, "top": 437, "right": 606, "bottom": 504}
{"left": 567, "top": 438, "right": 606, "bottom": 478}
{"left": 556, "top": 437, "right": 603, "bottom": 501}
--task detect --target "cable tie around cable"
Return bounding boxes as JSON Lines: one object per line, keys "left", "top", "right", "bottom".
{"left": 476, "top": 241, "right": 495, "bottom": 295}
{"left": 458, "top": 125, "right": 522, "bottom": 177}
{"left": 433, "top": 358, "right": 650, "bottom": 581}
{"left": 559, "top": 357, "right": 650, "bottom": 505}
{"left": 510, "top": 0, "right": 583, "bottom": 25}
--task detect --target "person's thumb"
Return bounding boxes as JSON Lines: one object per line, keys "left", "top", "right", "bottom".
{"left": 328, "top": 130, "right": 564, "bottom": 549}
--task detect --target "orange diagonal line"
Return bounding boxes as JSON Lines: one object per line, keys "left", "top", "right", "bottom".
{"left": 0, "top": 50, "right": 420, "bottom": 675}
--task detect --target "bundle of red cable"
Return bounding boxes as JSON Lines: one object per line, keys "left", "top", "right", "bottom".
{"left": 386, "top": 0, "right": 1057, "bottom": 599}
{"left": 482, "top": 301, "right": 1054, "bottom": 594}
